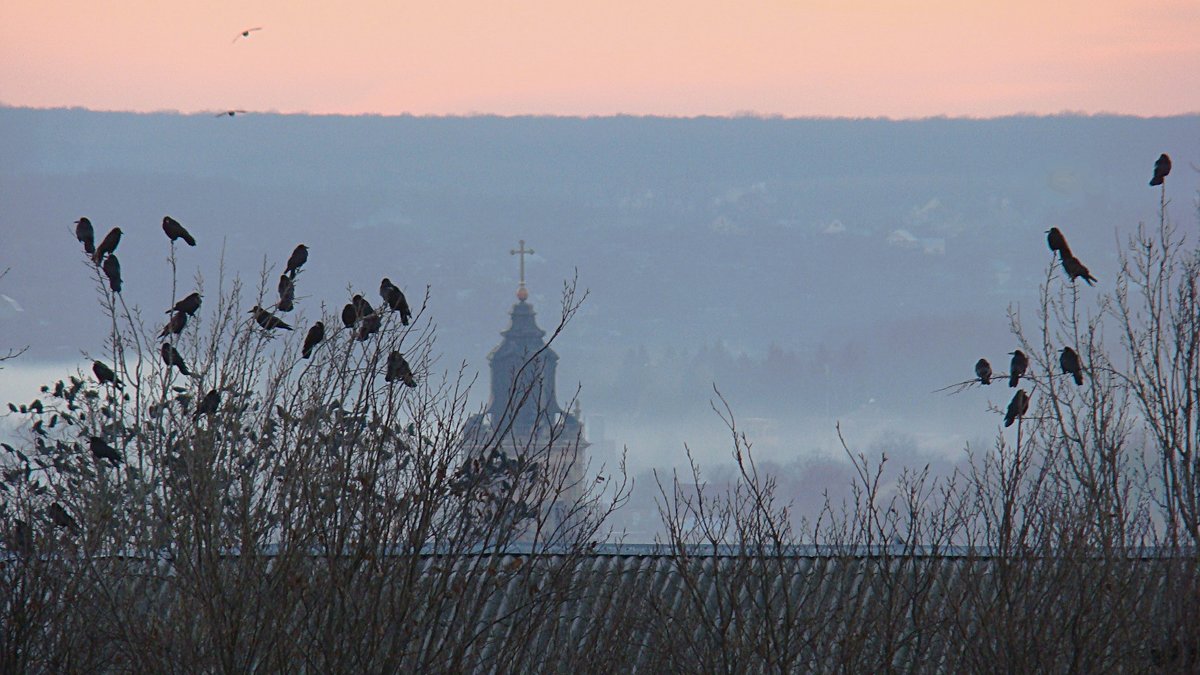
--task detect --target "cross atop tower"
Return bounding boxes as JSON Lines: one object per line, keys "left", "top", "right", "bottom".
{"left": 510, "top": 239, "right": 534, "bottom": 299}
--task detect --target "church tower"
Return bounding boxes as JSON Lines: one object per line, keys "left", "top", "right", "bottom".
{"left": 462, "top": 241, "right": 588, "bottom": 540}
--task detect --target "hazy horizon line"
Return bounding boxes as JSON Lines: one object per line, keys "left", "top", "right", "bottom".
{"left": 5, "top": 103, "right": 1199, "bottom": 123}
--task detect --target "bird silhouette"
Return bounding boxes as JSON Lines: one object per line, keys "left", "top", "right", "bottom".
{"left": 302, "top": 321, "right": 325, "bottom": 358}
{"left": 1060, "top": 347, "right": 1084, "bottom": 386}
{"left": 341, "top": 303, "right": 357, "bottom": 329}
{"left": 216, "top": 110, "right": 248, "bottom": 117}
{"left": 352, "top": 294, "right": 376, "bottom": 319}
{"left": 1009, "top": 350, "right": 1028, "bottom": 387}
{"left": 161, "top": 343, "right": 192, "bottom": 376}
{"left": 357, "top": 313, "right": 381, "bottom": 341}
{"left": 47, "top": 503, "right": 78, "bottom": 530}
{"left": 1045, "top": 227, "right": 1071, "bottom": 259}
{"left": 74, "top": 217, "right": 94, "bottom": 254}
{"left": 162, "top": 216, "right": 196, "bottom": 246}
{"left": 380, "top": 278, "right": 411, "bottom": 325}
{"left": 160, "top": 310, "right": 188, "bottom": 338}
{"left": 1004, "top": 389, "right": 1029, "bottom": 427}
{"left": 89, "top": 436, "right": 122, "bottom": 466}
{"left": 277, "top": 275, "right": 295, "bottom": 312}
{"left": 232, "top": 27, "right": 263, "bottom": 42}
{"left": 9, "top": 519, "right": 33, "bottom": 556}
{"left": 386, "top": 351, "right": 417, "bottom": 387}
{"left": 1150, "top": 153, "right": 1172, "bottom": 186}
{"left": 1062, "top": 254, "right": 1097, "bottom": 285}
{"left": 250, "top": 306, "right": 293, "bottom": 331}
{"left": 169, "top": 292, "right": 202, "bottom": 316}
{"left": 285, "top": 245, "right": 308, "bottom": 279}
{"left": 975, "top": 358, "right": 992, "bottom": 385}
{"left": 102, "top": 254, "right": 122, "bottom": 293}
{"left": 92, "top": 360, "right": 122, "bottom": 389}
{"left": 195, "top": 389, "right": 221, "bottom": 419}
{"left": 93, "top": 227, "right": 122, "bottom": 264}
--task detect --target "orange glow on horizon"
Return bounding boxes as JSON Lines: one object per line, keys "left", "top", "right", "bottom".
{"left": 1, "top": 0, "right": 1198, "bottom": 118}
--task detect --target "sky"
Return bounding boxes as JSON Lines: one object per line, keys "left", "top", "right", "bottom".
{"left": 2, "top": 0, "right": 1199, "bottom": 117}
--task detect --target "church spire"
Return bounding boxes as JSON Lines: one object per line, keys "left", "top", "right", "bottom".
{"left": 510, "top": 239, "right": 534, "bottom": 302}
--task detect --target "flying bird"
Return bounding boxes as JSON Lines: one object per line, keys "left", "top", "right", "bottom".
{"left": 250, "top": 305, "right": 293, "bottom": 331}
{"left": 285, "top": 244, "right": 308, "bottom": 279}
{"left": 102, "top": 254, "right": 122, "bottom": 293}
{"left": 386, "top": 351, "right": 417, "bottom": 387}
{"left": 161, "top": 343, "right": 192, "bottom": 376}
{"left": 341, "top": 303, "right": 357, "bottom": 329}
{"left": 169, "top": 292, "right": 202, "bottom": 317}
{"left": 93, "top": 227, "right": 122, "bottom": 264}
{"left": 277, "top": 275, "right": 295, "bottom": 312}
{"left": 1045, "top": 227, "right": 1071, "bottom": 259}
{"left": 357, "top": 313, "right": 381, "bottom": 341}
{"left": 92, "top": 360, "right": 122, "bottom": 389}
{"left": 216, "top": 110, "right": 248, "bottom": 117}
{"left": 1061, "top": 254, "right": 1098, "bottom": 285}
{"left": 975, "top": 358, "right": 992, "bottom": 385}
{"left": 1150, "top": 153, "right": 1172, "bottom": 186}
{"left": 75, "top": 217, "right": 94, "bottom": 254}
{"left": 160, "top": 310, "right": 188, "bottom": 338}
{"left": 162, "top": 216, "right": 196, "bottom": 246}
{"left": 1060, "top": 347, "right": 1084, "bottom": 386}
{"left": 302, "top": 321, "right": 325, "bottom": 359}
{"left": 89, "top": 436, "right": 122, "bottom": 466}
{"left": 232, "top": 27, "right": 263, "bottom": 42}
{"left": 380, "top": 278, "right": 411, "bottom": 325}
{"left": 47, "top": 503, "right": 78, "bottom": 530}
{"left": 195, "top": 389, "right": 221, "bottom": 419}
{"left": 1004, "top": 389, "right": 1030, "bottom": 428}
{"left": 1009, "top": 350, "right": 1028, "bottom": 388}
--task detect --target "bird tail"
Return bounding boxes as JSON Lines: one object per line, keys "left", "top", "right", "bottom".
{"left": 1150, "top": 177, "right": 1163, "bottom": 186}
{"left": 1009, "top": 374, "right": 1019, "bottom": 387}
{"left": 1004, "top": 416, "right": 1015, "bottom": 428}
{"left": 1074, "top": 371, "right": 1084, "bottom": 386}
{"left": 183, "top": 233, "right": 196, "bottom": 246}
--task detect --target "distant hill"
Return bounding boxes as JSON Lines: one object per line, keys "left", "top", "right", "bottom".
{"left": 2, "top": 108, "right": 1197, "bottom": 464}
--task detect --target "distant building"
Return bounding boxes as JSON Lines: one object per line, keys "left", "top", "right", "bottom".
{"left": 461, "top": 243, "right": 588, "bottom": 540}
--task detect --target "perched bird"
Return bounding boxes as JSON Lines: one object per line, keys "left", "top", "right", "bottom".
{"left": 352, "top": 294, "right": 376, "bottom": 319}
{"left": 161, "top": 343, "right": 192, "bottom": 376}
{"left": 102, "top": 254, "right": 122, "bottom": 293}
{"left": 1045, "top": 227, "right": 1071, "bottom": 259}
{"left": 357, "top": 313, "right": 381, "bottom": 341}
{"left": 9, "top": 519, "right": 33, "bottom": 556}
{"left": 160, "top": 310, "right": 188, "bottom": 338}
{"left": 169, "top": 292, "right": 203, "bottom": 317}
{"left": 277, "top": 275, "right": 295, "bottom": 312}
{"left": 92, "top": 360, "right": 122, "bottom": 389}
{"left": 195, "top": 389, "right": 221, "bottom": 419}
{"left": 1062, "top": 254, "right": 1098, "bottom": 285}
{"left": 1009, "top": 350, "right": 1028, "bottom": 388}
{"left": 250, "top": 305, "right": 293, "bottom": 331}
{"left": 162, "top": 216, "right": 196, "bottom": 246}
{"left": 341, "top": 303, "right": 357, "bottom": 329}
{"left": 975, "top": 358, "right": 992, "bottom": 385}
{"left": 93, "top": 227, "right": 122, "bottom": 264}
{"left": 285, "top": 244, "right": 308, "bottom": 279}
{"left": 1150, "top": 153, "right": 1172, "bottom": 186}
{"left": 75, "top": 217, "right": 95, "bottom": 254}
{"left": 386, "top": 351, "right": 417, "bottom": 387}
{"left": 1004, "top": 389, "right": 1030, "bottom": 428}
{"left": 47, "top": 503, "right": 77, "bottom": 530}
{"left": 1060, "top": 347, "right": 1084, "bottom": 386}
{"left": 89, "top": 436, "right": 122, "bottom": 466}
{"left": 232, "top": 27, "right": 263, "bottom": 42}
{"left": 380, "top": 278, "right": 412, "bottom": 326}
{"left": 302, "top": 321, "right": 325, "bottom": 359}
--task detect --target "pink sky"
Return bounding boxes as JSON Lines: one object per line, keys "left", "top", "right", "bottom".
{"left": 2, "top": 0, "right": 1198, "bottom": 117}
